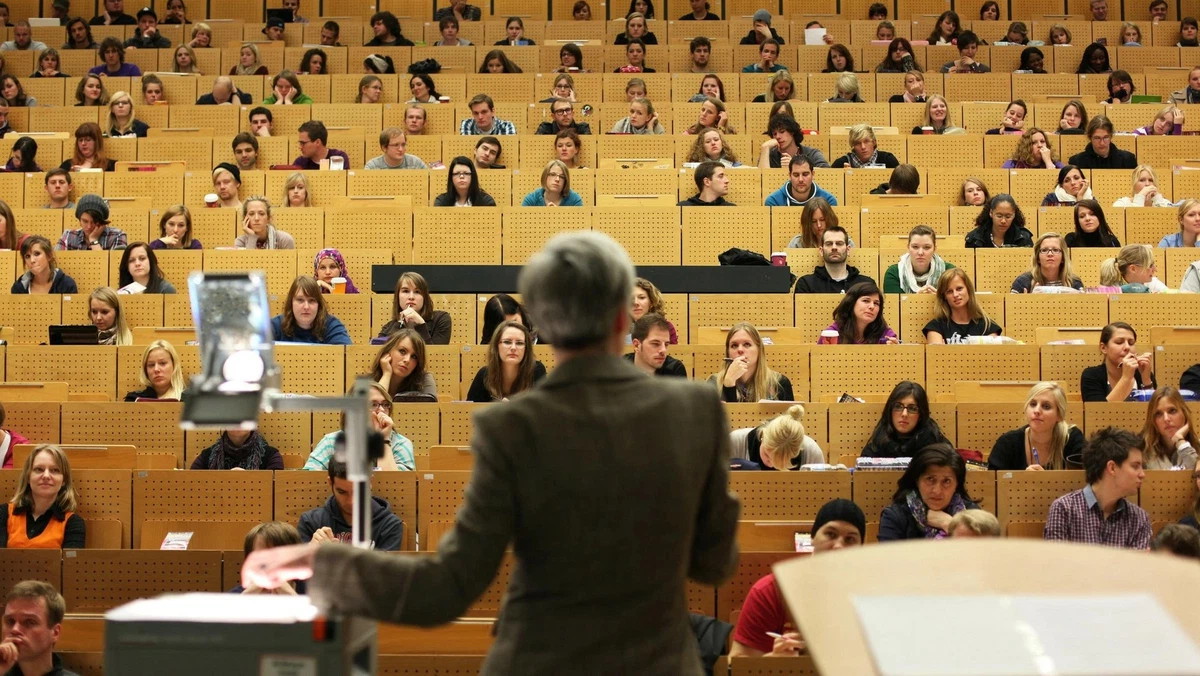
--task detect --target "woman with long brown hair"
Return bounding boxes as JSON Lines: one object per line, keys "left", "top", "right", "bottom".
{"left": 466, "top": 321, "right": 546, "bottom": 402}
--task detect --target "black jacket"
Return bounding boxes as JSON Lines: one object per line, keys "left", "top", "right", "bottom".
{"left": 795, "top": 265, "right": 874, "bottom": 293}
{"left": 739, "top": 27, "right": 784, "bottom": 44}
{"left": 1069, "top": 143, "right": 1137, "bottom": 169}
{"left": 433, "top": 191, "right": 496, "bottom": 206}
{"left": 90, "top": 12, "right": 135, "bottom": 24}
{"left": 1183, "top": 364, "right": 1200, "bottom": 394}
{"left": 987, "top": 426, "right": 1085, "bottom": 470}
{"left": 878, "top": 499, "right": 979, "bottom": 541}
{"left": 298, "top": 495, "right": 403, "bottom": 551}
{"left": 196, "top": 91, "right": 252, "bottom": 105}
{"left": 964, "top": 223, "right": 1034, "bottom": 248}
{"left": 677, "top": 195, "right": 735, "bottom": 206}
{"left": 622, "top": 352, "right": 687, "bottom": 377}
{"left": 535, "top": 121, "right": 591, "bottom": 135}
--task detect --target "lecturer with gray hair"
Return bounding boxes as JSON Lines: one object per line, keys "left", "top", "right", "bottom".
{"left": 243, "top": 231, "right": 740, "bottom": 675}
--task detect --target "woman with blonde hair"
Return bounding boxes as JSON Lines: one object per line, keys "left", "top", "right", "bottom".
{"left": 124, "top": 339, "right": 186, "bottom": 400}
{"left": 283, "top": 172, "right": 311, "bottom": 207}
{"left": 466, "top": 320, "right": 546, "bottom": 402}
{"left": 988, "top": 382, "right": 1084, "bottom": 470}
{"left": 172, "top": 44, "right": 200, "bottom": 74}
{"left": 709, "top": 322, "right": 794, "bottom": 402}
{"left": 521, "top": 160, "right": 582, "bottom": 207}
{"left": 106, "top": 91, "right": 148, "bottom": 138}
{"left": 729, "top": 405, "right": 825, "bottom": 470}
{"left": 1002, "top": 127, "right": 1060, "bottom": 169}
{"left": 911, "top": 94, "right": 955, "bottom": 134}
{"left": 234, "top": 196, "right": 296, "bottom": 249}
{"left": 1099, "top": 244, "right": 1167, "bottom": 292}
{"left": 831, "top": 123, "right": 900, "bottom": 168}
{"left": 230, "top": 42, "right": 268, "bottom": 76}
{"left": 686, "top": 127, "right": 740, "bottom": 167}
{"left": 1159, "top": 198, "right": 1200, "bottom": 247}
{"left": 1011, "top": 232, "right": 1082, "bottom": 292}
{"left": 3, "top": 444, "right": 84, "bottom": 549}
{"left": 188, "top": 22, "right": 213, "bottom": 48}
{"left": 631, "top": 277, "right": 677, "bottom": 343}
{"left": 888, "top": 69, "right": 926, "bottom": 103}
{"left": 89, "top": 286, "right": 132, "bottom": 346}
{"left": 752, "top": 70, "right": 794, "bottom": 103}
{"left": 609, "top": 97, "right": 664, "bottom": 134}
{"left": 1113, "top": 165, "right": 1174, "bottom": 207}
{"left": 1132, "top": 105, "right": 1183, "bottom": 136}
{"left": 923, "top": 268, "right": 1001, "bottom": 343}
{"left": 827, "top": 72, "right": 863, "bottom": 102}
{"left": 1140, "top": 386, "right": 1198, "bottom": 469}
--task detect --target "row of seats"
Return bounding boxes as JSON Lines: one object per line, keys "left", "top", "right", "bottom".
{"left": 0, "top": 467, "right": 1188, "bottom": 553}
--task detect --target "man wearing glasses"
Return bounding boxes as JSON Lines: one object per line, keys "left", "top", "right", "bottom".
{"left": 535, "top": 99, "right": 592, "bottom": 135}
{"left": 365, "top": 127, "right": 428, "bottom": 169}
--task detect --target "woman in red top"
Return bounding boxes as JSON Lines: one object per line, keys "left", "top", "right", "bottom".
{"left": 2, "top": 445, "right": 85, "bottom": 548}
{"left": 0, "top": 401, "right": 29, "bottom": 469}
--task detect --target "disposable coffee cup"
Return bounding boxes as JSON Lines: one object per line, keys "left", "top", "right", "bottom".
{"left": 331, "top": 277, "right": 347, "bottom": 294}
{"left": 329, "top": 155, "right": 345, "bottom": 171}
{"left": 438, "top": 95, "right": 451, "bottom": 103}
{"left": 203, "top": 193, "right": 219, "bottom": 208}
{"left": 820, "top": 330, "right": 839, "bottom": 345}
{"left": 770, "top": 251, "right": 787, "bottom": 266}
{"left": 921, "top": 126, "right": 934, "bottom": 135}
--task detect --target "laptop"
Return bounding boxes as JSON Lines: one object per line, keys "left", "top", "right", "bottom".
{"left": 48, "top": 325, "right": 99, "bottom": 345}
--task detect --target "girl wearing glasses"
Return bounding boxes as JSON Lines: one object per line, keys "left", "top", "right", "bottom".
{"left": 303, "top": 383, "right": 411, "bottom": 471}
{"left": 466, "top": 321, "right": 546, "bottom": 402}
{"left": 1010, "top": 232, "right": 1082, "bottom": 293}
{"left": 861, "top": 381, "right": 950, "bottom": 458}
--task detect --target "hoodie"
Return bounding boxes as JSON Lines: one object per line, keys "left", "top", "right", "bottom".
{"left": 763, "top": 181, "right": 837, "bottom": 207}
{"left": 794, "top": 265, "right": 875, "bottom": 294}
{"left": 297, "top": 494, "right": 404, "bottom": 551}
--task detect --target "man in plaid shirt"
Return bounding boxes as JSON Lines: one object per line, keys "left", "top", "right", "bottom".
{"left": 458, "top": 94, "right": 516, "bottom": 136}
{"left": 1045, "top": 427, "right": 1150, "bottom": 549}
{"left": 55, "top": 194, "right": 128, "bottom": 251}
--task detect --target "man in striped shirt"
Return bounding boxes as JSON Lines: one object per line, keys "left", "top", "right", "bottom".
{"left": 1045, "top": 427, "right": 1150, "bottom": 549}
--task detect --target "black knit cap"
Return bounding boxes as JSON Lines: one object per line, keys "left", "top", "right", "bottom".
{"left": 811, "top": 498, "right": 866, "bottom": 538}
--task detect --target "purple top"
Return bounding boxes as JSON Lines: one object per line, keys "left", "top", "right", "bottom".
{"left": 1001, "top": 159, "right": 1064, "bottom": 169}
{"left": 818, "top": 322, "right": 898, "bottom": 344}
{"left": 291, "top": 148, "right": 349, "bottom": 170}
{"left": 149, "top": 238, "right": 203, "bottom": 250}
{"left": 88, "top": 62, "right": 142, "bottom": 77}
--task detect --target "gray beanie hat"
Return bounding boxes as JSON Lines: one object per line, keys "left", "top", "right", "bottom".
{"left": 752, "top": 8, "right": 772, "bottom": 24}
{"left": 75, "top": 193, "right": 109, "bottom": 222}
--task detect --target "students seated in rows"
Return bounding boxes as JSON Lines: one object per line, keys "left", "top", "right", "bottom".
{"left": 686, "top": 36, "right": 711, "bottom": 72}
{"left": 460, "top": 94, "right": 515, "bottom": 135}
{"left": 787, "top": 199, "right": 847, "bottom": 248}
{"left": 271, "top": 276, "right": 351, "bottom": 345}
{"left": 1002, "top": 128, "right": 1060, "bottom": 169}
{"left": 1067, "top": 200, "right": 1120, "bottom": 247}
{"left": 293, "top": 121, "right": 348, "bottom": 170}
{"left": 1158, "top": 199, "right": 1200, "bottom": 248}
{"left": 1081, "top": 322, "right": 1156, "bottom": 402}
{"left": 43, "top": 169, "right": 73, "bottom": 210}
{"left": 831, "top": 124, "right": 899, "bottom": 169}
{"left": 125, "top": 340, "right": 187, "bottom": 402}
{"left": 1011, "top": 232, "right": 1083, "bottom": 293}
{"left": 626, "top": 313, "right": 685, "bottom": 377}
{"left": 765, "top": 156, "right": 836, "bottom": 207}
{"left": 60, "top": 122, "right": 114, "bottom": 171}
{"left": 235, "top": 196, "right": 294, "bottom": 249}
{"left": 371, "top": 330, "right": 438, "bottom": 398}
{"left": 11, "top": 236, "right": 76, "bottom": 294}
{"left": 435, "top": 156, "right": 496, "bottom": 206}
{"left": 304, "top": 385, "right": 413, "bottom": 471}
{"left": 924, "top": 269, "right": 1002, "bottom": 344}
{"left": 89, "top": 287, "right": 131, "bottom": 346}
{"left": 1045, "top": 427, "right": 1150, "bottom": 549}
{"left": 677, "top": 160, "right": 733, "bottom": 206}
{"left": 57, "top": 194, "right": 126, "bottom": 250}
{"left": 686, "top": 127, "right": 740, "bottom": 167}
{"left": 126, "top": 6, "right": 169, "bottom": 48}
{"left": 1140, "top": 387, "right": 1198, "bottom": 470}
{"left": 742, "top": 39, "right": 784, "bottom": 73}
{"left": 795, "top": 225, "right": 873, "bottom": 293}
{"left": 299, "top": 460, "right": 404, "bottom": 550}
{"left": 1040, "top": 165, "right": 1091, "bottom": 207}
{"left": 964, "top": 194, "right": 1033, "bottom": 248}
{"left": 758, "top": 115, "right": 824, "bottom": 170}
{"left": 630, "top": 278, "right": 676, "bottom": 344}
{"left": 90, "top": 37, "right": 140, "bottom": 76}
{"left": 536, "top": 99, "right": 591, "bottom": 136}
{"left": 730, "top": 499, "right": 863, "bottom": 657}
{"left": 212, "top": 163, "right": 242, "bottom": 209}
{"left": 191, "top": 428, "right": 283, "bottom": 470}
{"left": 940, "top": 30, "right": 989, "bottom": 72}
{"left": 818, "top": 282, "right": 898, "bottom": 344}
{"left": 988, "top": 382, "right": 1084, "bottom": 470}
{"left": 467, "top": 321, "right": 546, "bottom": 402}
{"left": 1069, "top": 116, "right": 1136, "bottom": 169}
{"left": 875, "top": 37, "right": 920, "bottom": 73}
{"left": 883, "top": 225, "right": 954, "bottom": 293}
{"left": 709, "top": 322, "right": 794, "bottom": 402}
{"left": 263, "top": 71, "right": 312, "bottom": 105}
{"left": 862, "top": 381, "right": 950, "bottom": 458}
{"left": 378, "top": 271, "right": 452, "bottom": 344}
{"left": 523, "top": 160, "right": 583, "bottom": 207}
{"left": 1, "top": 445, "right": 84, "bottom": 549}
{"left": 232, "top": 133, "right": 259, "bottom": 172}
{"left": 117, "top": 243, "right": 176, "bottom": 294}
{"left": 730, "top": 405, "right": 824, "bottom": 470}
{"left": 879, "top": 444, "right": 979, "bottom": 541}
{"left": 1099, "top": 244, "right": 1167, "bottom": 292}
{"left": 313, "top": 249, "right": 359, "bottom": 294}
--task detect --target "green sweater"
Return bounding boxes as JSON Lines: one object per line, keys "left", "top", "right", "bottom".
{"left": 883, "top": 260, "right": 956, "bottom": 293}
{"left": 262, "top": 93, "right": 314, "bottom": 104}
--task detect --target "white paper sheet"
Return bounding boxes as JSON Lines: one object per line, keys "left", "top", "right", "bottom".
{"left": 107, "top": 593, "right": 320, "bottom": 624}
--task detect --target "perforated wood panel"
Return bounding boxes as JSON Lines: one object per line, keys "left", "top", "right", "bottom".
{"left": 829, "top": 403, "right": 885, "bottom": 457}
{"left": 713, "top": 551, "right": 797, "bottom": 625}
{"left": 1082, "top": 401, "right": 1147, "bottom": 436}
{"left": 972, "top": 248, "right": 1034, "bottom": 295}
{"left": 0, "top": 295, "right": 63, "bottom": 344}
{"left": 63, "top": 549, "right": 223, "bottom": 612}
{"left": 724, "top": 402, "right": 827, "bottom": 448}
{"left": 896, "top": 292, "right": 1004, "bottom": 344}
{"left": 593, "top": 207, "right": 681, "bottom": 265}
{"left": 7, "top": 346, "right": 116, "bottom": 399}
{"left": 1139, "top": 471, "right": 1194, "bottom": 523}
{"left": 859, "top": 206, "right": 948, "bottom": 247}
{"left": 0, "top": 402, "right": 60, "bottom": 444}
{"left": 105, "top": 172, "right": 183, "bottom": 205}
{"left": 29, "top": 106, "right": 98, "bottom": 133}
{"left": 925, "top": 344, "right": 1041, "bottom": 398}
{"left": 440, "top": 402, "right": 487, "bottom": 445}
{"left": 327, "top": 208, "right": 414, "bottom": 263}
{"left": 996, "top": 470, "right": 1087, "bottom": 523}
{"left": 689, "top": 293, "right": 793, "bottom": 340}
{"left": 136, "top": 135, "right": 214, "bottom": 169}
{"left": 811, "top": 345, "right": 925, "bottom": 400}
{"left": 731, "top": 471, "right": 852, "bottom": 520}
{"left": 53, "top": 251, "right": 108, "bottom": 296}
{"left": 346, "top": 170, "right": 430, "bottom": 204}
{"left": 323, "top": 293, "right": 372, "bottom": 345}
{"left": 1154, "top": 344, "right": 1200, "bottom": 394}
{"left": 0, "top": 550, "right": 60, "bottom": 601}
{"left": 1041, "top": 344, "right": 1101, "bottom": 395}
{"left": 203, "top": 249, "right": 297, "bottom": 302}
{"left": 274, "top": 345, "right": 345, "bottom": 395}
{"left": 417, "top": 470, "right": 472, "bottom": 550}
{"left": 413, "top": 207, "right": 501, "bottom": 264}
{"left": 682, "top": 206, "right": 770, "bottom": 266}
{"left": 1123, "top": 207, "right": 1178, "bottom": 247}
{"left": 63, "top": 403, "right": 184, "bottom": 465}
{"left": 955, "top": 402, "right": 1029, "bottom": 457}
{"left": 1004, "top": 293, "right": 1110, "bottom": 345}
{"left": 132, "top": 470, "right": 272, "bottom": 546}
{"left": 501, "top": 207, "right": 592, "bottom": 265}
{"left": 1113, "top": 295, "right": 1200, "bottom": 341}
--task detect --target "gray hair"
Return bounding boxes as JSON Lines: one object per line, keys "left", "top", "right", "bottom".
{"left": 518, "top": 231, "right": 634, "bottom": 349}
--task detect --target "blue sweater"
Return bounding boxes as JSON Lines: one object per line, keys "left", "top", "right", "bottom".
{"left": 521, "top": 188, "right": 583, "bottom": 206}
{"left": 270, "top": 315, "right": 351, "bottom": 345}
{"left": 763, "top": 182, "right": 838, "bottom": 207}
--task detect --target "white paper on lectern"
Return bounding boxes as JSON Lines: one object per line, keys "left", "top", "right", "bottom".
{"left": 106, "top": 593, "right": 320, "bottom": 624}
{"left": 852, "top": 593, "right": 1200, "bottom": 676}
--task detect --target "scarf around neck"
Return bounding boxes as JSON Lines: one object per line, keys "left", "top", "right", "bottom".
{"left": 848, "top": 149, "right": 880, "bottom": 168}
{"left": 906, "top": 489, "right": 967, "bottom": 539}
{"left": 897, "top": 253, "right": 947, "bottom": 293}
{"left": 1053, "top": 184, "right": 1092, "bottom": 204}
{"left": 207, "top": 431, "right": 269, "bottom": 469}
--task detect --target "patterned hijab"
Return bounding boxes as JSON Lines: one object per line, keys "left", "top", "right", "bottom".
{"left": 313, "top": 248, "right": 359, "bottom": 293}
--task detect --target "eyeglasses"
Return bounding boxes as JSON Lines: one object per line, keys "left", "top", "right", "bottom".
{"left": 369, "top": 401, "right": 390, "bottom": 412}
{"left": 892, "top": 404, "right": 920, "bottom": 414}
{"left": 1039, "top": 247, "right": 1063, "bottom": 255}
{"left": 451, "top": 171, "right": 473, "bottom": 178}
{"left": 552, "top": 108, "right": 573, "bottom": 115}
